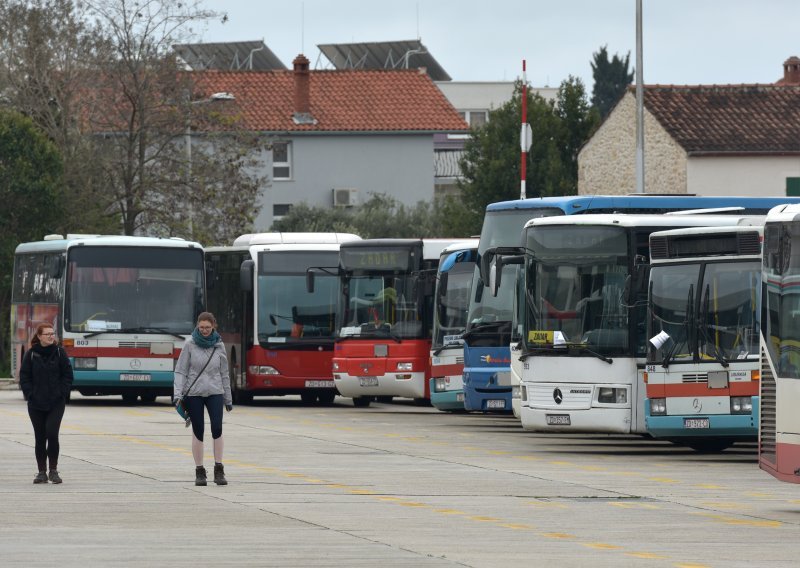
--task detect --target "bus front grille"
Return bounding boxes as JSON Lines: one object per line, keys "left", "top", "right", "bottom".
{"left": 682, "top": 373, "right": 708, "bottom": 383}
{"left": 759, "top": 346, "right": 776, "bottom": 463}
{"left": 118, "top": 342, "right": 152, "bottom": 349}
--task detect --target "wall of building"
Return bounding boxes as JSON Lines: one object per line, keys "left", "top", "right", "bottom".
{"left": 578, "top": 92, "right": 688, "bottom": 195}
{"left": 253, "top": 133, "right": 435, "bottom": 230}
{"left": 686, "top": 155, "right": 800, "bottom": 196}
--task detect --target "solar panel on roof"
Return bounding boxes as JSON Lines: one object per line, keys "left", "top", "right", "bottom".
{"left": 173, "top": 41, "right": 286, "bottom": 71}
{"left": 317, "top": 39, "right": 451, "bottom": 81}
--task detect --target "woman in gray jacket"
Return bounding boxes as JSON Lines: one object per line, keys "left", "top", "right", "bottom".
{"left": 174, "top": 312, "right": 232, "bottom": 486}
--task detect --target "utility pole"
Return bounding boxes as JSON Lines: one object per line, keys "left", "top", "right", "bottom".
{"left": 635, "top": 0, "right": 645, "bottom": 194}
{"left": 520, "top": 60, "right": 532, "bottom": 200}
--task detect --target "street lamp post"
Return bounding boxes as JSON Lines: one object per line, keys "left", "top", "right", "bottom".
{"left": 185, "top": 91, "right": 235, "bottom": 238}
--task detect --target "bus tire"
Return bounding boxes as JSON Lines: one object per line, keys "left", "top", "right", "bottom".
{"left": 122, "top": 392, "right": 138, "bottom": 405}
{"left": 352, "top": 396, "right": 372, "bottom": 408}
{"left": 140, "top": 393, "right": 157, "bottom": 404}
{"left": 300, "top": 391, "right": 317, "bottom": 404}
{"left": 687, "top": 440, "right": 735, "bottom": 453}
{"left": 376, "top": 396, "right": 393, "bottom": 403}
{"left": 318, "top": 391, "right": 336, "bottom": 406}
{"left": 413, "top": 398, "right": 431, "bottom": 407}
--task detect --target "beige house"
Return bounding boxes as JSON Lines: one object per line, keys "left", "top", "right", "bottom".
{"left": 579, "top": 57, "right": 800, "bottom": 197}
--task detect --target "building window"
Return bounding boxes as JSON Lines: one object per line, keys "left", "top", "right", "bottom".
{"left": 272, "top": 142, "right": 291, "bottom": 180}
{"left": 273, "top": 204, "right": 292, "bottom": 217}
{"left": 458, "top": 110, "right": 488, "bottom": 129}
{"left": 787, "top": 177, "right": 800, "bottom": 196}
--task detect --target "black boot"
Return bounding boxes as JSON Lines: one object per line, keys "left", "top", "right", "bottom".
{"left": 195, "top": 466, "right": 207, "bottom": 486}
{"left": 48, "top": 470, "right": 62, "bottom": 484}
{"left": 33, "top": 472, "right": 48, "bottom": 484}
{"left": 214, "top": 463, "right": 227, "bottom": 485}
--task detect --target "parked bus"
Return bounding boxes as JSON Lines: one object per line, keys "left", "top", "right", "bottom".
{"left": 760, "top": 204, "right": 800, "bottom": 483}
{"left": 430, "top": 240, "right": 479, "bottom": 411}
{"left": 645, "top": 224, "right": 763, "bottom": 451}
{"left": 466, "top": 195, "right": 800, "bottom": 415}
{"left": 205, "top": 232, "right": 360, "bottom": 404}
{"left": 330, "top": 239, "right": 461, "bottom": 407}
{"left": 487, "top": 214, "right": 765, "bottom": 434}
{"left": 11, "top": 234, "right": 205, "bottom": 403}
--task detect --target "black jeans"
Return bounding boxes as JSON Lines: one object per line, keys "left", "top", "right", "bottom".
{"left": 28, "top": 401, "right": 66, "bottom": 471}
{"left": 185, "top": 394, "right": 223, "bottom": 442}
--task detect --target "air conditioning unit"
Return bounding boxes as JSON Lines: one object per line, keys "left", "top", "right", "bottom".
{"left": 332, "top": 188, "right": 357, "bottom": 208}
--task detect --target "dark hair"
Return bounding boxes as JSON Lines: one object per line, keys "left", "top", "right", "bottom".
{"left": 30, "top": 323, "right": 55, "bottom": 347}
{"left": 197, "top": 312, "right": 217, "bottom": 327}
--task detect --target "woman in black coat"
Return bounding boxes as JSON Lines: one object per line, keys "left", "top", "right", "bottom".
{"left": 19, "top": 323, "right": 74, "bottom": 484}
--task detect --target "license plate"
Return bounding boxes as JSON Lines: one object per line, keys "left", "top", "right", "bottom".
{"left": 486, "top": 399, "right": 505, "bottom": 409}
{"left": 546, "top": 414, "right": 571, "bottom": 425}
{"left": 456, "top": 392, "right": 465, "bottom": 402}
{"left": 120, "top": 374, "right": 151, "bottom": 382}
{"left": 305, "top": 380, "right": 334, "bottom": 388}
{"left": 684, "top": 418, "right": 710, "bottom": 429}
{"left": 359, "top": 376, "right": 379, "bottom": 387}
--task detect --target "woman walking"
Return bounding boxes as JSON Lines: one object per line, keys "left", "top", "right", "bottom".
{"left": 173, "top": 312, "right": 232, "bottom": 486}
{"left": 19, "top": 323, "right": 74, "bottom": 484}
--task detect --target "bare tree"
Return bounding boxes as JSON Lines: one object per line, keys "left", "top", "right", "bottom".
{"left": 83, "top": 0, "right": 265, "bottom": 240}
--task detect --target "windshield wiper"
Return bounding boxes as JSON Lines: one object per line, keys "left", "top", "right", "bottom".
{"left": 662, "top": 285, "right": 694, "bottom": 369}
{"left": 335, "top": 328, "right": 402, "bottom": 343}
{"left": 461, "top": 321, "right": 509, "bottom": 341}
{"left": 518, "top": 343, "right": 613, "bottom": 364}
{"left": 433, "top": 341, "right": 465, "bottom": 356}
{"left": 567, "top": 343, "right": 613, "bottom": 364}
{"left": 83, "top": 327, "right": 185, "bottom": 340}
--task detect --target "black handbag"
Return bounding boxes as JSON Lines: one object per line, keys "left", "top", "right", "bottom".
{"left": 175, "top": 347, "right": 217, "bottom": 426}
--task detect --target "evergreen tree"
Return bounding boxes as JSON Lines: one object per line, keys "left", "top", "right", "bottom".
{"left": 590, "top": 45, "right": 634, "bottom": 119}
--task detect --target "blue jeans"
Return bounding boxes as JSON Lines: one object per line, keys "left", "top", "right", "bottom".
{"left": 185, "top": 394, "right": 223, "bottom": 441}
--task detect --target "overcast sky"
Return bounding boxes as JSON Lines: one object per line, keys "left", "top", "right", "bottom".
{"left": 200, "top": 1, "right": 797, "bottom": 90}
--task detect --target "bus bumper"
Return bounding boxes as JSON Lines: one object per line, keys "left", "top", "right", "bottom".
{"left": 429, "top": 380, "right": 465, "bottom": 411}
{"left": 334, "top": 372, "right": 426, "bottom": 399}
{"left": 645, "top": 397, "right": 759, "bottom": 440}
{"left": 520, "top": 404, "right": 632, "bottom": 434}
{"left": 462, "top": 370, "right": 512, "bottom": 412}
{"left": 72, "top": 370, "right": 174, "bottom": 392}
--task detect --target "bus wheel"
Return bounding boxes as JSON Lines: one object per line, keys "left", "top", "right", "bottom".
{"left": 122, "top": 392, "right": 138, "bottom": 405}
{"left": 318, "top": 391, "right": 336, "bottom": 406}
{"left": 376, "top": 396, "right": 393, "bottom": 403}
{"left": 687, "top": 440, "right": 735, "bottom": 453}
{"left": 140, "top": 393, "right": 157, "bottom": 404}
{"left": 233, "top": 390, "right": 253, "bottom": 405}
{"left": 412, "top": 398, "right": 431, "bottom": 407}
{"left": 300, "top": 392, "right": 317, "bottom": 404}
{"left": 353, "top": 396, "right": 372, "bottom": 408}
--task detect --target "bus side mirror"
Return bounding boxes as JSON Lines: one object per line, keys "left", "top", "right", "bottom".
{"left": 489, "top": 257, "right": 502, "bottom": 297}
{"left": 306, "top": 270, "right": 315, "bottom": 293}
{"left": 437, "top": 273, "right": 448, "bottom": 298}
{"left": 239, "top": 259, "right": 254, "bottom": 292}
{"left": 479, "top": 249, "right": 496, "bottom": 288}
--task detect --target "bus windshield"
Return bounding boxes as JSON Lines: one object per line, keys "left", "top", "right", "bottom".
{"left": 65, "top": 246, "right": 204, "bottom": 334}
{"left": 257, "top": 251, "right": 339, "bottom": 344}
{"left": 525, "top": 225, "right": 630, "bottom": 354}
{"left": 339, "top": 273, "right": 423, "bottom": 339}
{"left": 650, "top": 261, "right": 760, "bottom": 364}
{"left": 433, "top": 261, "right": 473, "bottom": 349}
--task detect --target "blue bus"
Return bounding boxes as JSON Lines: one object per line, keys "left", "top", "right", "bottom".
{"left": 463, "top": 195, "right": 800, "bottom": 414}
{"left": 430, "top": 240, "right": 479, "bottom": 411}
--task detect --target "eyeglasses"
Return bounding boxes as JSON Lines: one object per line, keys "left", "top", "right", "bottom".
{"left": 198, "top": 326, "right": 213, "bottom": 331}
{"left": 41, "top": 333, "right": 55, "bottom": 337}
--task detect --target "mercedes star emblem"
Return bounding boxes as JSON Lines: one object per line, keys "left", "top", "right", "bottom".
{"left": 553, "top": 388, "right": 563, "bottom": 405}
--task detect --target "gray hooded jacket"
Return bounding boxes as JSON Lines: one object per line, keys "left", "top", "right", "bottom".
{"left": 173, "top": 337, "right": 232, "bottom": 405}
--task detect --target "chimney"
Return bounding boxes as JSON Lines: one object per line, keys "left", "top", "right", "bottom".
{"left": 292, "top": 54, "right": 316, "bottom": 124}
{"left": 780, "top": 56, "right": 800, "bottom": 85}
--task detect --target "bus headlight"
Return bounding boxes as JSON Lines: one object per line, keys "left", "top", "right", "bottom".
{"left": 248, "top": 365, "right": 279, "bottom": 376}
{"left": 511, "top": 386, "right": 521, "bottom": 400}
{"left": 598, "top": 387, "right": 627, "bottom": 404}
{"left": 730, "top": 397, "right": 753, "bottom": 415}
{"left": 332, "top": 362, "right": 340, "bottom": 371}
{"left": 434, "top": 378, "right": 447, "bottom": 391}
{"left": 521, "top": 385, "right": 528, "bottom": 402}
{"left": 396, "top": 362, "right": 413, "bottom": 371}
{"left": 73, "top": 357, "right": 97, "bottom": 370}
{"left": 650, "top": 398, "right": 667, "bottom": 415}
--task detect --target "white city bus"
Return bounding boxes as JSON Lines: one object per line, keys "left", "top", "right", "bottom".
{"left": 205, "top": 232, "right": 360, "bottom": 404}
{"left": 645, "top": 224, "right": 763, "bottom": 451}
{"left": 760, "top": 204, "right": 800, "bottom": 483}
{"left": 487, "top": 214, "right": 761, "bottom": 434}
{"left": 11, "top": 234, "right": 205, "bottom": 402}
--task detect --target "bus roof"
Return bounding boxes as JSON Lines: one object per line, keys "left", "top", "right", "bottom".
{"left": 486, "top": 195, "right": 800, "bottom": 214}
{"left": 340, "top": 238, "right": 466, "bottom": 261}
{"left": 649, "top": 223, "right": 764, "bottom": 241}
{"left": 15, "top": 235, "right": 202, "bottom": 254}
{"left": 523, "top": 213, "right": 762, "bottom": 231}
{"left": 231, "top": 232, "right": 361, "bottom": 246}
{"left": 765, "top": 203, "right": 800, "bottom": 223}
{"left": 440, "top": 239, "right": 480, "bottom": 256}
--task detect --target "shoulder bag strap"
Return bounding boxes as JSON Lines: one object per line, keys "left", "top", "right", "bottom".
{"left": 181, "top": 346, "right": 218, "bottom": 398}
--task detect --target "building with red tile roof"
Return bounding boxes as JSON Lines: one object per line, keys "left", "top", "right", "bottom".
{"left": 183, "top": 54, "right": 467, "bottom": 229}
{"left": 578, "top": 57, "right": 800, "bottom": 198}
